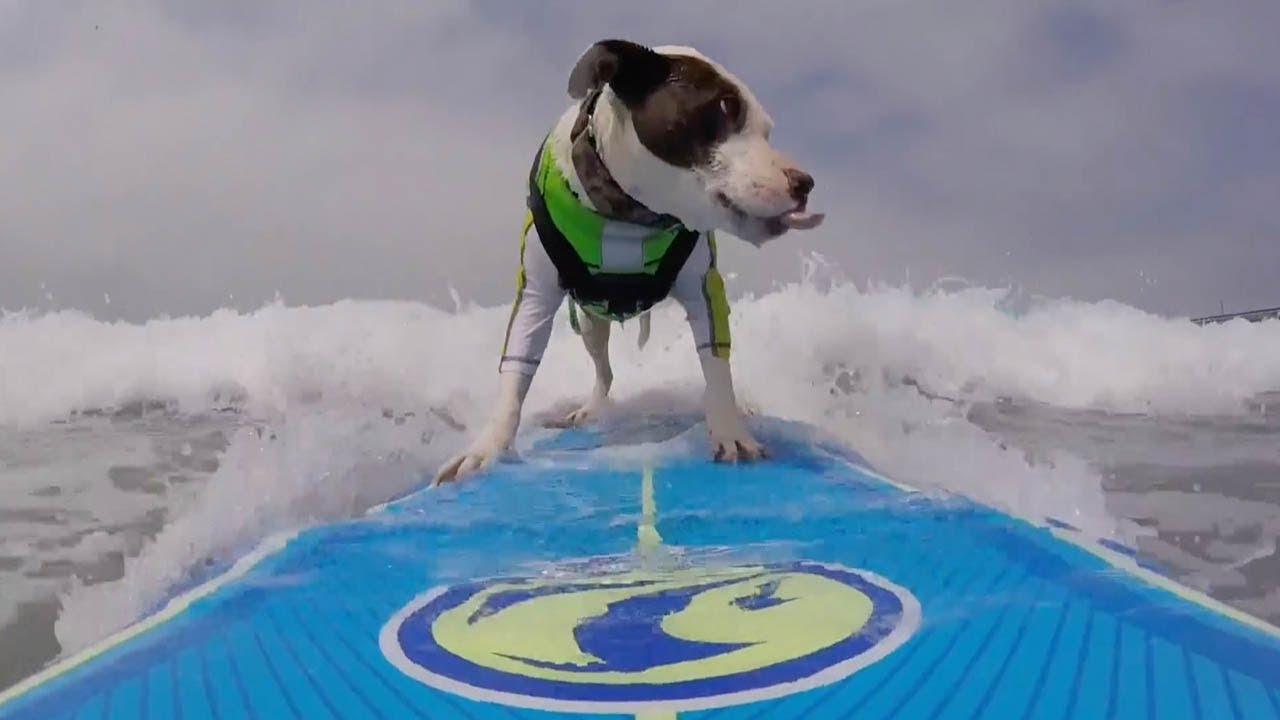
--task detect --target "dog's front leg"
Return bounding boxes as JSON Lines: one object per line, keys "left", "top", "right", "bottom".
{"left": 434, "top": 216, "right": 564, "bottom": 485}
{"left": 433, "top": 369, "right": 532, "bottom": 485}
{"left": 699, "top": 348, "right": 766, "bottom": 462}
{"left": 669, "top": 233, "right": 766, "bottom": 463}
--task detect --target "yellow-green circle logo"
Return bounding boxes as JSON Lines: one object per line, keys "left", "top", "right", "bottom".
{"left": 379, "top": 559, "right": 920, "bottom": 713}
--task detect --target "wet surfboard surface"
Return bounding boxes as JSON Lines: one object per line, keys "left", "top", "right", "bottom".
{"left": 3, "top": 413, "right": 1280, "bottom": 719}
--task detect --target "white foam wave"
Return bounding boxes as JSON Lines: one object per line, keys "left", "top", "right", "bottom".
{"left": 5, "top": 266, "right": 1278, "bottom": 655}
{"left": 51, "top": 407, "right": 453, "bottom": 650}
{"left": 5, "top": 267, "right": 1277, "bottom": 430}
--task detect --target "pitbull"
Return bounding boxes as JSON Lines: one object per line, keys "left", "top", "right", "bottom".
{"left": 434, "top": 39, "right": 823, "bottom": 484}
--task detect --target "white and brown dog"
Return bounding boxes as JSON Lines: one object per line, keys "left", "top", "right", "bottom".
{"left": 434, "top": 39, "right": 823, "bottom": 484}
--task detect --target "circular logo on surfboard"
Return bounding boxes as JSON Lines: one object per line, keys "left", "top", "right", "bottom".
{"left": 379, "top": 559, "right": 921, "bottom": 713}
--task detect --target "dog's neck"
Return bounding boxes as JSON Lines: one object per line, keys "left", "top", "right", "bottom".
{"left": 570, "top": 90, "right": 681, "bottom": 228}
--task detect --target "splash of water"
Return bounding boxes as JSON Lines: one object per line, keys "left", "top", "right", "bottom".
{"left": 3, "top": 269, "right": 1278, "bottom": 656}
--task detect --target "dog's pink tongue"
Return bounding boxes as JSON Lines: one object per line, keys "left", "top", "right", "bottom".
{"left": 782, "top": 209, "right": 825, "bottom": 230}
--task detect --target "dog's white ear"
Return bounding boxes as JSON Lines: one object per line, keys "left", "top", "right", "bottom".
{"left": 568, "top": 39, "right": 671, "bottom": 105}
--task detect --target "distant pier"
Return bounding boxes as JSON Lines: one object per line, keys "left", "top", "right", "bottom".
{"left": 1191, "top": 306, "right": 1280, "bottom": 325}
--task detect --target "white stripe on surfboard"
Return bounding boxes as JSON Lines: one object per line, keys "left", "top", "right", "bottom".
{"left": 0, "top": 528, "right": 301, "bottom": 709}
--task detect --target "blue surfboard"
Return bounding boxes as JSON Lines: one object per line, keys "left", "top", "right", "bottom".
{"left": 3, "top": 412, "right": 1280, "bottom": 719}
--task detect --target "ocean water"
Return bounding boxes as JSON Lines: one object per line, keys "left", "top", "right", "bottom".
{"left": 1, "top": 268, "right": 1278, "bottom": 692}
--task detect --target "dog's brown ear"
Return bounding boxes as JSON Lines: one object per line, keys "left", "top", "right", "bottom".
{"left": 567, "top": 39, "right": 671, "bottom": 105}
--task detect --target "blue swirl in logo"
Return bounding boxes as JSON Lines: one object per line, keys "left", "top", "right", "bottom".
{"left": 380, "top": 559, "right": 920, "bottom": 713}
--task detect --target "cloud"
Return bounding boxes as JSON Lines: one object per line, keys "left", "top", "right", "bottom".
{"left": 1, "top": 0, "right": 1277, "bottom": 322}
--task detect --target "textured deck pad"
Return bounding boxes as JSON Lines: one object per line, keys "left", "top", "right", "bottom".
{"left": 3, "top": 414, "right": 1280, "bottom": 719}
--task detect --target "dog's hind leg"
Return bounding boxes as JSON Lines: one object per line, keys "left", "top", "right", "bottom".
{"left": 637, "top": 311, "right": 651, "bottom": 350}
{"left": 551, "top": 307, "right": 613, "bottom": 428}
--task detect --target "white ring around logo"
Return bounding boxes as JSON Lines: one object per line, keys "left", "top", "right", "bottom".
{"left": 378, "top": 559, "right": 921, "bottom": 714}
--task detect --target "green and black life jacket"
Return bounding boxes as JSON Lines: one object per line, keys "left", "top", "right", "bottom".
{"left": 524, "top": 130, "right": 701, "bottom": 323}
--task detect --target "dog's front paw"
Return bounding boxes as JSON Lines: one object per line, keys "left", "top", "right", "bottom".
{"left": 706, "top": 414, "right": 768, "bottom": 463}
{"left": 710, "top": 432, "right": 768, "bottom": 463}
{"left": 433, "top": 423, "right": 515, "bottom": 485}
{"left": 433, "top": 447, "right": 496, "bottom": 486}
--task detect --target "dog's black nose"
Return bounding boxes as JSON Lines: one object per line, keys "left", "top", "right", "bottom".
{"left": 785, "top": 168, "right": 814, "bottom": 201}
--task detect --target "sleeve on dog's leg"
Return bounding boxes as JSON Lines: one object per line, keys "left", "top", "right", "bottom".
{"left": 701, "top": 268, "right": 731, "bottom": 360}
{"left": 669, "top": 234, "right": 730, "bottom": 360}
{"left": 498, "top": 219, "right": 566, "bottom": 375}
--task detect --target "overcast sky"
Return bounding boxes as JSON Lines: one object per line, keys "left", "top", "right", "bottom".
{"left": 2, "top": 0, "right": 1277, "bottom": 323}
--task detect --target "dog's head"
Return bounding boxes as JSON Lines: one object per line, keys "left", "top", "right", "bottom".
{"left": 568, "top": 39, "right": 824, "bottom": 244}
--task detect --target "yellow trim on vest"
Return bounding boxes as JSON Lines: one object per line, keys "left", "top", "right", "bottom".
{"left": 703, "top": 231, "right": 731, "bottom": 360}
{"left": 499, "top": 211, "right": 534, "bottom": 364}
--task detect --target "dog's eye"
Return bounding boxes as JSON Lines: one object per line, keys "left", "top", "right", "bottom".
{"left": 698, "top": 95, "right": 741, "bottom": 145}
{"left": 719, "top": 96, "right": 742, "bottom": 124}
{"left": 699, "top": 106, "right": 726, "bottom": 143}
